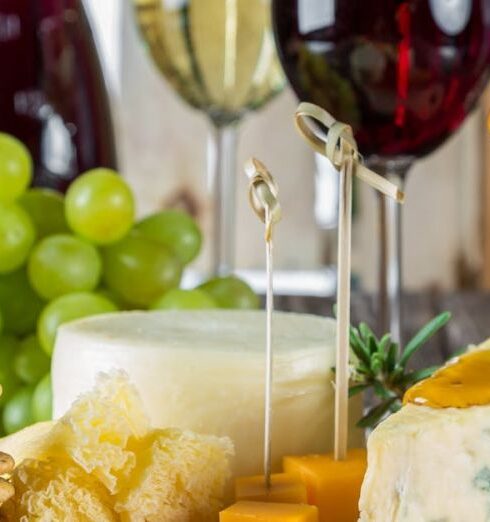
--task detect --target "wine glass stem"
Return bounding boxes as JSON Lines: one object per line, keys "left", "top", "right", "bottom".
{"left": 209, "top": 123, "right": 238, "bottom": 276}
{"left": 382, "top": 170, "right": 407, "bottom": 347}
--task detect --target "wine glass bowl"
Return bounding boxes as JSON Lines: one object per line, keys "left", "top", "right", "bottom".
{"left": 134, "top": 0, "right": 284, "bottom": 126}
{"left": 133, "top": 0, "right": 285, "bottom": 273}
{"left": 272, "top": 0, "right": 490, "bottom": 161}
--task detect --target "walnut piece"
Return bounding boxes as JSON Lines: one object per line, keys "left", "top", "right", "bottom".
{"left": 0, "top": 452, "right": 14, "bottom": 505}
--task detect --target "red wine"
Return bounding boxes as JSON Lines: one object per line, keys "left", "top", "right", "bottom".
{"left": 0, "top": 0, "right": 117, "bottom": 191}
{"left": 272, "top": 0, "right": 490, "bottom": 159}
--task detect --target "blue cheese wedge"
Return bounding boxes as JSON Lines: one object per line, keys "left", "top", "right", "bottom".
{"left": 359, "top": 347, "right": 490, "bottom": 522}
{"left": 359, "top": 403, "right": 490, "bottom": 521}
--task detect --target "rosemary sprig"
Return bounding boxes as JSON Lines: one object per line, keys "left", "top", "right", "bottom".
{"left": 348, "top": 311, "right": 451, "bottom": 429}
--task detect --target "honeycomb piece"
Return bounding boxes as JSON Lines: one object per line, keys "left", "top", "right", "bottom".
{"left": 55, "top": 371, "right": 150, "bottom": 493}
{"left": 115, "top": 428, "right": 234, "bottom": 522}
{"left": 3, "top": 458, "right": 115, "bottom": 521}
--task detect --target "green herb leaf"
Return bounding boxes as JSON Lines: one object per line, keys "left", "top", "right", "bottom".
{"left": 370, "top": 353, "right": 383, "bottom": 374}
{"left": 378, "top": 333, "right": 391, "bottom": 356}
{"left": 399, "top": 365, "right": 439, "bottom": 386}
{"left": 373, "top": 380, "right": 392, "bottom": 399}
{"left": 350, "top": 329, "right": 371, "bottom": 367}
{"left": 359, "top": 322, "right": 377, "bottom": 345}
{"left": 355, "top": 362, "right": 372, "bottom": 376}
{"left": 347, "top": 311, "right": 452, "bottom": 429}
{"left": 452, "top": 346, "right": 467, "bottom": 357}
{"left": 357, "top": 397, "right": 398, "bottom": 428}
{"left": 388, "top": 366, "right": 404, "bottom": 385}
{"left": 385, "top": 341, "right": 398, "bottom": 373}
{"left": 367, "top": 335, "right": 378, "bottom": 358}
{"left": 349, "top": 384, "right": 370, "bottom": 398}
{"left": 399, "top": 312, "right": 451, "bottom": 368}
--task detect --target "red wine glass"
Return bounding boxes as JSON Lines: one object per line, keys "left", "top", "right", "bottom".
{"left": 272, "top": 0, "right": 490, "bottom": 342}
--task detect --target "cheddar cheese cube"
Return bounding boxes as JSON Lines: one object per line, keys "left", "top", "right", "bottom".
{"left": 220, "top": 501, "right": 319, "bottom": 521}
{"left": 283, "top": 448, "right": 367, "bottom": 522}
{"left": 235, "top": 473, "right": 307, "bottom": 503}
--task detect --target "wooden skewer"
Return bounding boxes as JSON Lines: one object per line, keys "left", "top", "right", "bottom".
{"left": 294, "top": 103, "right": 404, "bottom": 460}
{"left": 245, "top": 158, "right": 281, "bottom": 488}
{"left": 295, "top": 103, "right": 404, "bottom": 203}
{"left": 334, "top": 151, "right": 353, "bottom": 460}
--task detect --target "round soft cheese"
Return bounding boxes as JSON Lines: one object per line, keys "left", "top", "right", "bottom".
{"left": 52, "top": 310, "right": 363, "bottom": 478}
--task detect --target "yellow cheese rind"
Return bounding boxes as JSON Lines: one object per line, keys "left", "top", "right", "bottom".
{"left": 283, "top": 448, "right": 367, "bottom": 522}
{"left": 235, "top": 473, "right": 307, "bottom": 503}
{"left": 220, "top": 501, "right": 319, "bottom": 521}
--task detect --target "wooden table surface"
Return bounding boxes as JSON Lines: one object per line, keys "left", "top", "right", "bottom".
{"left": 274, "top": 292, "right": 490, "bottom": 368}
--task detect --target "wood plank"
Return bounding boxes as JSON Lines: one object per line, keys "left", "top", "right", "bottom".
{"left": 400, "top": 294, "right": 444, "bottom": 369}
{"left": 437, "top": 292, "right": 490, "bottom": 356}
{"left": 275, "top": 293, "right": 447, "bottom": 368}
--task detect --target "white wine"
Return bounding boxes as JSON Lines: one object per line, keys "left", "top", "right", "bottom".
{"left": 133, "top": 0, "right": 285, "bottom": 125}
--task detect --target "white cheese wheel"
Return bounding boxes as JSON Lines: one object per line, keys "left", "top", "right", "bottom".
{"left": 359, "top": 403, "right": 490, "bottom": 521}
{"left": 52, "top": 310, "right": 363, "bottom": 479}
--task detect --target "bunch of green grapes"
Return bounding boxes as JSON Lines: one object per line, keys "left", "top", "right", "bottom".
{"left": 0, "top": 133, "right": 259, "bottom": 435}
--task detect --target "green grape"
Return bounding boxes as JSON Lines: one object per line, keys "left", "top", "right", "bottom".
{"left": 14, "top": 335, "right": 51, "bottom": 385}
{"left": 0, "top": 269, "right": 45, "bottom": 336}
{"left": 151, "top": 288, "right": 217, "bottom": 310}
{"left": 0, "top": 372, "right": 22, "bottom": 408}
{"left": 38, "top": 292, "right": 118, "bottom": 355}
{"left": 18, "top": 188, "right": 69, "bottom": 238}
{"left": 96, "top": 287, "right": 129, "bottom": 310}
{"left": 28, "top": 234, "right": 102, "bottom": 300}
{"left": 3, "top": 385, "right": 34, "bottom": 434}
{"left": 0, "top": 335, "right": 21, "bottom": 407}
{"left": 0, "top": 202, "right": 36, "bottom": 273}
{"left": 0, "top": 335, "right": 19, "bottom": 370}
{"left": 32, "top": 373, "right": 52, "bottom": 422}
{"left": 0, "top": 133, "right": 33, "bottom": 203}
{"left": 102, "top": 232, "right": 182, "bottom": 308}
{"left": 199, "top": 276, "right": 259, "bottom": 309}
{"left": 65, "top": 169, "right": 135, "bottom": 245}
{"left": 135, "top": 210, "right": 202, "bottom": 265}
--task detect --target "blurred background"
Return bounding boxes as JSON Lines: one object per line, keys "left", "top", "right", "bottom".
{"left": 85, "top": 0, "right": 486, "bottom": 295}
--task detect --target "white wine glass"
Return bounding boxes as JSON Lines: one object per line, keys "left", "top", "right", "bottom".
{"left": 133, "top": 0, "right": 285, "bottom": 274}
